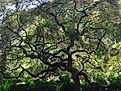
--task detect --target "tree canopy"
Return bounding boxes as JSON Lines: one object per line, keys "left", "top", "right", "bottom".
{"left": 0, "top": 0, "right": 121, "bottom": 91}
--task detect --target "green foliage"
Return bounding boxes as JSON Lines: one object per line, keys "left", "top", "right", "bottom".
{"left": 108, "top": 73, "right": 121, "bottom": 84}
{"left": 2, "top": 75, "right": 121, "bottom": 91}
{"left": 1, "top": 1, "right": 121, "bottom": 91}
{"left": 0, "top": 80, "right": 15, "bottom": 91}
{"left": 94, "top": 72, "right": 107, "bottom": 85}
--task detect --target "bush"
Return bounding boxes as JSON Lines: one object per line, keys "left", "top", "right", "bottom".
{"left": 0, "top": 80, "right": 15, "bottom": 91}
{"left": 93, "top": 73, "right": 107, "bottom": 85}
{"left": 3, "top": 74, "right": 121, "bottom": 91}
{"left": 31, "top": 80, "right": 57, "bottom": 91}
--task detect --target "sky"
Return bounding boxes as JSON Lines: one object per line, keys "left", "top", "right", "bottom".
{"left": 0, "top": 0, "right": 48, "bottom": 20}
{"left": 7, "top": 0, "right": 48, "bottom": 10}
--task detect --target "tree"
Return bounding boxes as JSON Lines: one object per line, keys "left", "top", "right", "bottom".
{"left": 0, "top": 0, "right": 121, "bottom": 91}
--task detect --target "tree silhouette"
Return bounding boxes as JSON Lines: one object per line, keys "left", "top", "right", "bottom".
{"left": 0, "top": 0, "right": 121, "bottom": 91}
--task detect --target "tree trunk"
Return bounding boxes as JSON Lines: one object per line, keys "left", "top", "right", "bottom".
{"left": 72, "top": 75, "right": 81, "bottom": 91}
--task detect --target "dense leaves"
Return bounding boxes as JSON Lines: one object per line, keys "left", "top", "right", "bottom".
{"left": 0, "top": 0, "right": 121, "bottom": 91}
